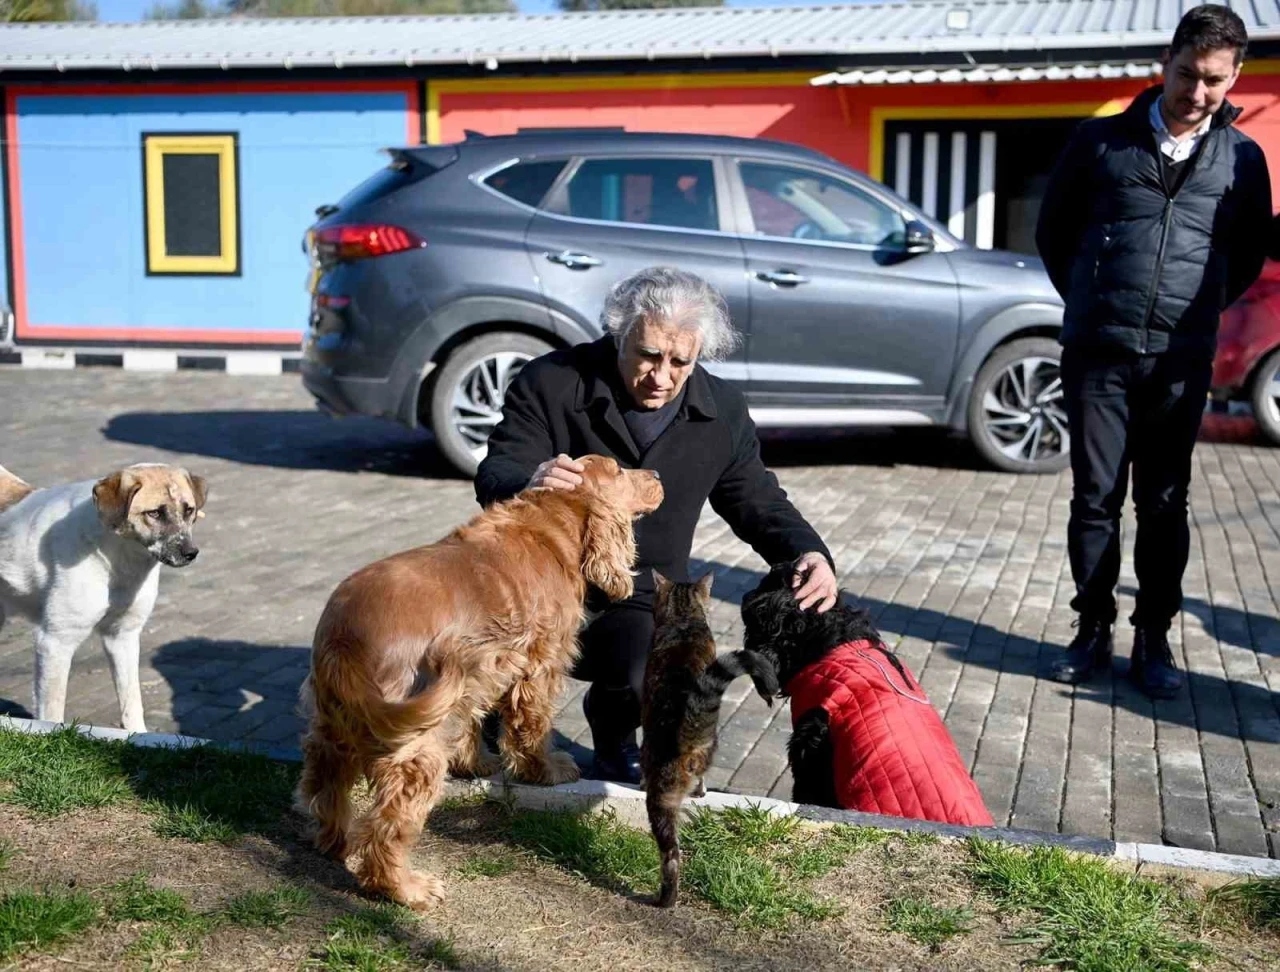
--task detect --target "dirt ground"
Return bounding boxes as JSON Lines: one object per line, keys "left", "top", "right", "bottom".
{"left": 3, "top": 798, "right": 1277, "bottom": 972}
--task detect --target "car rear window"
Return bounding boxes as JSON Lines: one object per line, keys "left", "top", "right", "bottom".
{"left": 483, "top": 160, "right": 568, "bottom": 208}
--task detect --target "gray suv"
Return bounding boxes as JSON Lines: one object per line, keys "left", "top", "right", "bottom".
{"left": 301, "top": 130, "right": 1067, "bottom": 476}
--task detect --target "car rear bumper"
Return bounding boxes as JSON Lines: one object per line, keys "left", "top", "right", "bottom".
{"left": 301, "top": 357, "right": 408, "bottom": 425}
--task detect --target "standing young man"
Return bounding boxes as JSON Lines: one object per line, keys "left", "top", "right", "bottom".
{"left": 1036, "top": 4, "right": 1273, "bottom": 698}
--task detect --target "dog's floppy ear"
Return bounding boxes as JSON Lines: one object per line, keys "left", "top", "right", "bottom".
{"left": 184, "top": 469, "right": 208, "bottom": 519}
{"left": 583, "top": 501, "right": 636, "bottom": 602}
{"left": 92, "top": 469, "right": 142, "bottom": 532}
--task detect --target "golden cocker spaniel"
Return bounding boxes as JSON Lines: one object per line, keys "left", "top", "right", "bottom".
{"left": 296, "top": 455, "right": 663, "bottom": 909}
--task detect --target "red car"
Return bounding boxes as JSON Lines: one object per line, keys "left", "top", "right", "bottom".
{"left": 1213, "top": 260, "right": 1280, "bottom": 444}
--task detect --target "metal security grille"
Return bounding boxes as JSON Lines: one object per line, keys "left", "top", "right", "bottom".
{"left": 883, "top": 116, "right": 1083, "bottom": 255}
{"left": 884, "top": 121, "right": 998, "bottom": 248}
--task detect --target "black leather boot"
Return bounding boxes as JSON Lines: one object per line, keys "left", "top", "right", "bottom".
{"left": 583, "top": 685, "right": 642, "bottom": 786}
{"left": 1129, "top": 628, "right": 1183, "bottom": 700}
{"left": 1048, "top": 617, "right": 1113, "bottom": 684}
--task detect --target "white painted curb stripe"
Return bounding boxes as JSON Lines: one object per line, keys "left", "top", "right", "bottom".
{"left": 20, "top": 349, "right": 75, "bottom": 369}
{"left": 224, "top": 352, "right": 284, "bottom": 376}
{"left": 4, "top": 716, "right": 1279, "bottom": 880}
{"left": 123, "top": 350, "right": 179, "bottom": 372}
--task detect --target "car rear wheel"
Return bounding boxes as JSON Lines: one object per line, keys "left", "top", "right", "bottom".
{"left": 1249, "top": 348, "right": 1280, "bottom": 446}
{"left": 966, "top": 337, "right": 1070, "bottom": 474}
{"left": 428, "top": 331, "right": 553, "bottom": 477}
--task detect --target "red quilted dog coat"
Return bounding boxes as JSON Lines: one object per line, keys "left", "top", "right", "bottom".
{"left": 787, "top": 641, "right": 994, "bottom": 826}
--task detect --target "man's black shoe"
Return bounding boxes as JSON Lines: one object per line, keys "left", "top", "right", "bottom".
{"left": 1129, "top": 628, "right": 1183, "bottom": 700}
{"left": 1048, "top": 618, "right": 1113, "bottom": 684}
{"left": 589, "top": 742, "right": 642, "bottom": 786}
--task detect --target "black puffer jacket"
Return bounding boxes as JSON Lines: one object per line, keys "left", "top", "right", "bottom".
{"left": 1036, "top": 85, "right": 1272, "bottom": 357}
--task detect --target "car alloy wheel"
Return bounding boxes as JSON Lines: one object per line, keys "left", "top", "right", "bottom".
{"left": 449, "top": 351, "right": 535, "bottom": 460}
{"left": 981, "top": 355, "right": 1069, "bottom": 466}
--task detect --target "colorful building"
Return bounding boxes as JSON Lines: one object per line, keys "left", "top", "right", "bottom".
{"left": 1, "top": 0, "right": 1278, "bottom": 366}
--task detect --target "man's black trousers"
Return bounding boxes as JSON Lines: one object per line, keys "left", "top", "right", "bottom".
{"left": 1061, "top": 346, "right": 1212, "bottom": 631}
{"left": 568, "top": 599, "right": 654, "bottom": 751}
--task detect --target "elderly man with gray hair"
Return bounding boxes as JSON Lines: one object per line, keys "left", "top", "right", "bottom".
{"left": 476, "top": 266, "right": 837, "bottom": 784}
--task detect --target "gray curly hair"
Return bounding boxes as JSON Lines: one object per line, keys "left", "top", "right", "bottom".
{"left": 600, "top": 266, "right": 741, "bottom": 362}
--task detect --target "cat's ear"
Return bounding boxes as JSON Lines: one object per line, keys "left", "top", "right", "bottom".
{"left": 694, "top": 571, "right": 715, "bottom": 601}
{"left": 652, "top": 570, "right": 672, "bottom": 595}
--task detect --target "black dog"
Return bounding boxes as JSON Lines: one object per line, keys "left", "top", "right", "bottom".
{"left": 740, "top": 560, "right": 890, "bottom": 807}
{"left": 740, "top": 559, "right": 994, "bottom": 825}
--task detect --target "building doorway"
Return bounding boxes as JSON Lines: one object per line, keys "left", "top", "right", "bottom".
{"left": 882, "top": 116, "right": 1083, "bottom": 255}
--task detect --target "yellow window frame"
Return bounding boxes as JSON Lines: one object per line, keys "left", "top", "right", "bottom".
{"left": 143, "top": 133, "right": 239, "bottom": 275}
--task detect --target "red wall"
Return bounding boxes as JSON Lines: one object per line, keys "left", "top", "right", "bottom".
{"left": 434, "top": 69, "right": 1280, "bottom": 207}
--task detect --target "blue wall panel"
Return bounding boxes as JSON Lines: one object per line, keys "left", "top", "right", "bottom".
{"left": 12, "top": 86, "right": 414, "bottom": 344}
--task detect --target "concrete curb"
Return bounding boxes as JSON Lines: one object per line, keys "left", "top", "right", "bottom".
{"left": 5, "top": 715, "right": 1279, "bottom": 881}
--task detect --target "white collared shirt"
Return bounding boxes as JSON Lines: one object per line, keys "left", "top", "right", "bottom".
{"left": 1150, "top": 96, "right": 1213, "bottom": 163}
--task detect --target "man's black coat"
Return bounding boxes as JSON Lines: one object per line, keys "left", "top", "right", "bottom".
{"left": 474, "top": 336, "right": 831, "bottom": 603}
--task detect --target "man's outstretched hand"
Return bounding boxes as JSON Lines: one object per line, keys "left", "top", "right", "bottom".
{"left": 791, "top": 551, "right": 837, "bottom": 613}
{"left": 528, "top": 454, "right": 584, "bottom": 491}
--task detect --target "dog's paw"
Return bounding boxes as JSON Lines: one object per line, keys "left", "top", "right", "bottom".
{"left": 395, "top": 870, "right": 446, "bottom": 912}
{"left": 547, "top": 749, "right": 581, "bottom": 785}
{"left": 519, "top": 749, "right": 580, "bottom": 786}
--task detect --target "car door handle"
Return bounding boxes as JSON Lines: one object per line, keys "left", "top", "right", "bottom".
{"left": 755, "top": 269, "right": 809, "bottom": 286}
{"left": 545, "top": 250, "right": 602, "bottom": 269}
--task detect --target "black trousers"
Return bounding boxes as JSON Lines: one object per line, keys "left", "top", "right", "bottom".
{"left": 568, "top": 599, "right": 655, "bottom": 752}
{"left": 1061, "top": 346, "right": 1212, "bottom": 631}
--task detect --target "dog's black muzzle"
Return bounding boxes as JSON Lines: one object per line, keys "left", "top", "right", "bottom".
{"left": 158, "top": 535, "right": 200, "bottom": 567}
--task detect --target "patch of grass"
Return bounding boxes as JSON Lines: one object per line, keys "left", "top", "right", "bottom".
{"left": 670, "top": 803, "right": 799, "bottom": 854}
{"left": 125, "top": 742, "right": 298, "bottom": 841}
{"left": 896, "top": 830, "right": 942, "bottom": 849}
{"left": 107, "top": 874, "right": 194, "bottom": 924}
{"left": 0, "top": 887, "right": 99, "bottom": 962}
{"left": 150, "top": 803, "right": 242, "bottom": 844}
{"left": 884, "top": 896, "right": 974, "bottom": 951}
{"left": 503, "top": 805, "right": 839, "bottom": 929}
{"left": 680, "top": 807, "right": 839, "bottom": 929}
{"left": 0, "top": 725, "right": 130, "bottom": 816}
{"left": 504, "top": 808, "right": 659, "bottom": 895}
{"left": 0, "top": 838, "right": 13, "bottom": 871}
{"left": 456, "top": 848, "right": 521, "bottom": 879}
{"left": 826, "top": 823, "right": 892, "bottom": 854}
{"left": 967, "top": 838, "right": 1210, "bottom": 972}
{"left": 1208, "top": 878, "right": 1280, "bottom": 931}
{"left": 108, "top": 874, "right": 211, "bottom": 967}
{"left": 0, "top": 727, "right": 297, "bottom": 843}
{"left": 317, "top": 905, "right": 456, "bottom": 971}
{"left": 435, "top": 793, "right": 486, "bottom": 813}
{"left": 222, "top": 886, "right": 313, "bottom": 929}
{"left": 128, "top": 922, "right": 209, "bottom": 968}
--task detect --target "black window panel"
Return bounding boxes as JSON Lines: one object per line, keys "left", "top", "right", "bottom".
{"left": 162, "top": 153, "right": 222, "bottom": 257}
{"left": 483, "top": 160, "right": 567, "bottom": 208}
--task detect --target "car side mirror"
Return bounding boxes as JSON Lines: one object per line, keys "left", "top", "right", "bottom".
{"left": 904, "top": 220, "right": 935, "bottom": 254}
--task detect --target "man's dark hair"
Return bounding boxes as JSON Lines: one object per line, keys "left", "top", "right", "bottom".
{"left": 1171, "top": 4, "right": 1249, "bottom": 64}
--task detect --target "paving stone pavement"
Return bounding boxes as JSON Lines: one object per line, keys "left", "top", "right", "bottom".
{"left": 2, "top": 366, "right": 1279, "bottom": 858}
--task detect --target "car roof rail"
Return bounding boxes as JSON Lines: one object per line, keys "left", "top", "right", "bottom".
{"left": 513, "top": 126, "right": 628, "bottom": 135}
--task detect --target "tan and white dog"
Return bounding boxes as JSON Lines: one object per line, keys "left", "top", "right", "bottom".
{"left": 0, "top": 463, "right": 207, "bottom": 733}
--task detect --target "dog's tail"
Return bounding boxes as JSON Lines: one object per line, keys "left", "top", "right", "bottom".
{"left": 315, "top": 648, "right": 470, "bottom": 752}
{"left": 696, "top": 649, "right": 780, "bottom": 708}
{"left": 648, "top": 787, "right": 683, "bottom": 908}
{"left": 0, "top": 464, "right": 34, "bottom": 514}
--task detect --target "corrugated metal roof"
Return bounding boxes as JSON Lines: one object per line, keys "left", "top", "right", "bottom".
{"left": 811, "top": 59, "right": 1163, "bottom": 84}
{"left": 0, "top": 0, "right": 1277, "bottom": 73}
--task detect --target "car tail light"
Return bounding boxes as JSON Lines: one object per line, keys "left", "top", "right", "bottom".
{"left": 313, "top": 224, "right": 426, "bottom": 264}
